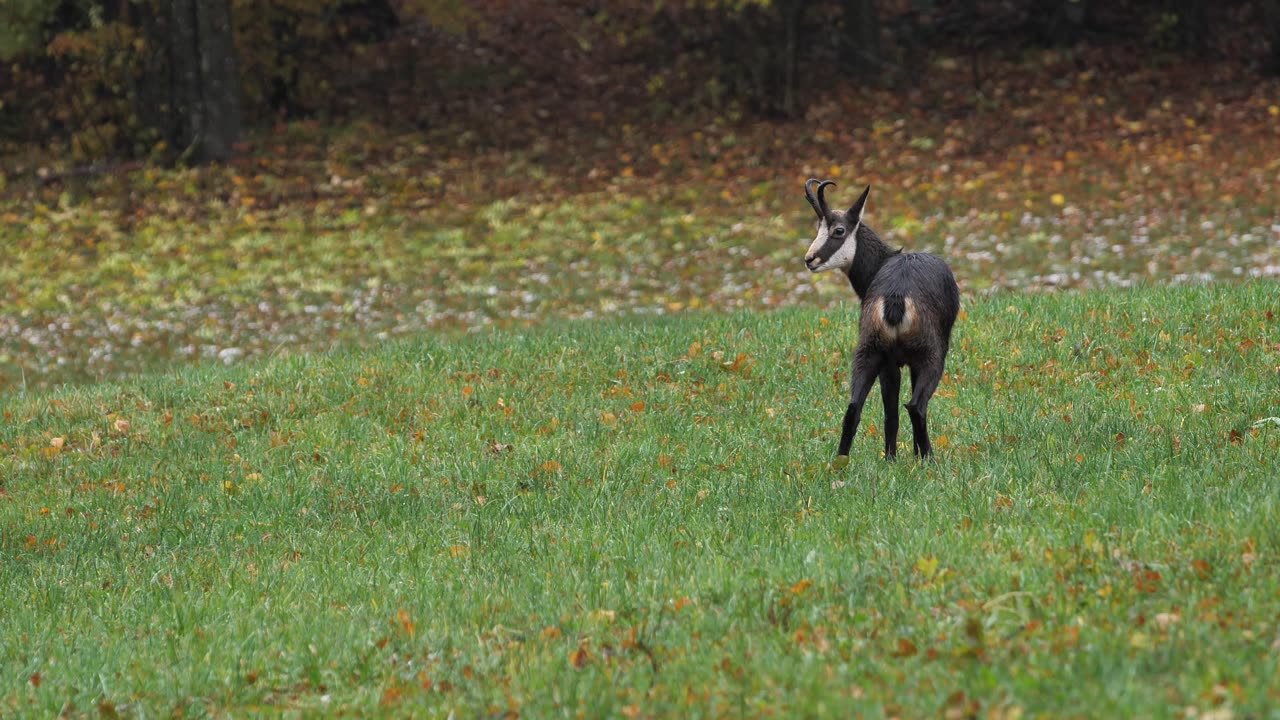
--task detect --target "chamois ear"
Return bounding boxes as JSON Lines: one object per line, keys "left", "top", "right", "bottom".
{"left": 847, "top": 185, "right": 871, "bottom": 227}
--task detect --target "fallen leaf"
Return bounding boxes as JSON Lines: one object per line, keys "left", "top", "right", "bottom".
{"left": 395, "top": 609, "right": 416, "bottom": 637}
{"left": 915, "top": 555, "right": 940, "bottom": 580}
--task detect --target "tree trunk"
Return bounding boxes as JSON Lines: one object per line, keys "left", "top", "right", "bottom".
{"left": 169, "top": 0, "right": 242, "bottom": 163}
{"left": 1264, "top": 0, "right": 1280, "bottom": 74}
{"left": 1030, "top": 0, "right": 1089, "bottom": 46}
{"left": 781, "top": 0, "right": 803, "bottom": 117}
{"left": 841, "top": 0, "right": 881, "bottom": 73}
{"left": 1169, "top": 0, "right": 1210, "bottom": 53}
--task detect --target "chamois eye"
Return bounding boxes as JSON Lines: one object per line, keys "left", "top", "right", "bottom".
{"left": 833, "top": 227, "right": 846, "bottom": 237}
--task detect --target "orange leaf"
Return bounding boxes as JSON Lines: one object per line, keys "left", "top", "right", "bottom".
{"left": 569, "top": 647, "right": 590, "bottom": 669}
{"left": 630, "top": 401, "right": 646, "bottom": 412}
{"left": 790, "top": 579, "right": 812, "bottom": 595}
{"left": 540, "top": 460, "right": 563, "bottom": 473}
{"left": 395, "top": 609, "right": 416, "bottom": 637}
{"left": 893, "top": 638, "right": 918, "bottom": 657}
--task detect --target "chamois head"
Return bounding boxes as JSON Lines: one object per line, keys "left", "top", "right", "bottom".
{"left": 803, "top": 179, "right": 870, "bottom": 273}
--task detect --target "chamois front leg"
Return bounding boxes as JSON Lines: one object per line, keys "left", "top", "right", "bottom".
{"left": 879, "top": 366, "right": 902, "bottom": 459}
{"left": 836, "top": 350, "right": 883, "bottom": 458}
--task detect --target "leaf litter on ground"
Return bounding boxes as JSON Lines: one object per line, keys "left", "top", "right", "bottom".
{"left": 1, "top": 51, "right": 1278, "bottom": 390}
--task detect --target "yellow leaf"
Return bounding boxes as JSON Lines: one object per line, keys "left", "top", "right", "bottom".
{"left": 1050, "top": 193, "right": 1065, "bottom": 206}
{"left": 915, "top": 555, "right": 940, "bottom": 579}
{"left": 1270, "top": 105, "right": 1279, "bottom": 117}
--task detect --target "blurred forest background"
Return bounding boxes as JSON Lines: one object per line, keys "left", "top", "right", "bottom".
{"left": 2, "top": 0, "right": 1279, "bottom": 166}
{"left": 1, "top": 0, "right": 1279, "bottom": 390}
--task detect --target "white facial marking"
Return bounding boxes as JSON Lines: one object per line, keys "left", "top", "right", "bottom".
{"left": 806, "top": 220, "right": 859, "bottom": 273}
{"left": 825, "top": 228, "right": 858, "bottom": 271}
{"left": 805, "top": 220, "right": 829, "bottom": 266}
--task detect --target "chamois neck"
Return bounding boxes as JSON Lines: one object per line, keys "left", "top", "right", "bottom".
{"left": 845, "top": 224, "right": 897, "bottom": 300}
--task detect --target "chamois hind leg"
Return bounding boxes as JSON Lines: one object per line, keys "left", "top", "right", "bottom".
{"left": 837, "top": 350, "right": 884, "bottom": 458}
{"left": 879, "top": 365, "right": 902, "bottom": 460}
{"left": 906, "top": 355, "right": 945, "bottom": 458}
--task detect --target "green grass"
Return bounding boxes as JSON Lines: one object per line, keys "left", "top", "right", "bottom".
{"left": 2, "top": 283, "right": 1279, "bottom": 716}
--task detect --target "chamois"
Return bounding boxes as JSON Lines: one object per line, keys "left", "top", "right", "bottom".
{"left": 802, "top": 179, "right": 960, "bottom": 460}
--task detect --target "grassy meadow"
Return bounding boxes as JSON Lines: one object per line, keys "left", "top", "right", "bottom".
{"left": 3, "top": 282, "right": 1278, "bottom": 716}
{"left": 4, "top": 48, "right": 1279, "bottom": 717}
